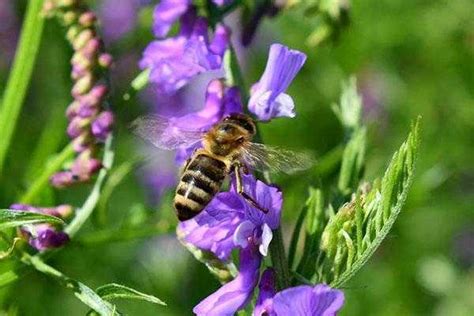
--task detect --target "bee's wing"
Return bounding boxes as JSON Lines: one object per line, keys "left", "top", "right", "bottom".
{"left": 241, "top": 143, "right": 315, "bottom": 175}
{"left": 130, "top": 115, "right": 205, "bottom": 150}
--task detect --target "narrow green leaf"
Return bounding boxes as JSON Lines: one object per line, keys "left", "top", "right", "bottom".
{"left": 23, "top": 255, "right": 117, "bottom": 315}
{"left": 288, "top": 204, "right": 307, "bottom": 269}
{"left": 0, "top": 0, "right": 45, "bottom": 175}
{"left": 338, "top": 127, "right": 366, "bottom": 195}
{"left": 0, "top": 209, "right": 64, "bottom": 231}
{"left": 96, "top": 283, "right": 166, "bottom": 306}
{"left": 328, "top": 118, "right": 421, "bottom": 288}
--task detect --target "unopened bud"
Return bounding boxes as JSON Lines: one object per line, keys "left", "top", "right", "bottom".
{"left": 98, "top": 53, "right": 113, "bottom": 68}
{"left": 79, "top": 12, "right": 96, "bottom": 27}
{"left": 73, "top": 29, "right": 94, "bottom": 50}
{"left": 62, "top": 11, "right": 77, "bottom": 26}
{"left": 72, "top": 73, "right": 93, "bottom": 96}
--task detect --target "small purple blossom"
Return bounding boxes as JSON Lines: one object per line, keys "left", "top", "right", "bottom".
{"left": 249, "top": 44, "right": 306, "bottom": 121}
{"left": 9, "top": 204, "right": 72, "bottom": 251}
{"left": 91, "top": 111, "right": 114, "bottom": 141}
{"left": 193, "top": 245, "right": 261, "bottom": 316}
{"left": 170, "top": 79, "right": 242, "bottom": 164}
{"left": 26, "top": 225, "right": 70, "bottom": 251}
{"left": 178, "top": 174, "right": 282, "bottom": 315}
{"left": 254, "top": 271, "right": 345, "bottom": 316}
{"left": 141, "top": 6, "right": 230, "bottom": 95}
{"left": 152, "top": 0, "right": 191, "bottom": 38}
{"left": 178, "top": 173, "right": 282, "bottom": 260}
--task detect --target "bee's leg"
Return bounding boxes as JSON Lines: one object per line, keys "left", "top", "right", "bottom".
{"left": 233, "top": 164, "right": 269, "bottom": 213}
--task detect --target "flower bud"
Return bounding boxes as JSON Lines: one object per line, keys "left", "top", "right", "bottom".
{"left": 50, "top": 171, "right": 76, "bottom": 188}
{"left": 98, "top": 53, "right": 113, "bottom": 68}
{"left": 67, "top": 117, "right": 90, "bottom": 138}
{"left": 27, "top": 225, "right": 70, "bottom": 251}
{"left": 73, "top": 29, "right": 94, "bottom": 50}
{"left": 91, "top": 111, "right": 114, "bottom": 141}
{"left": 72, "top": 73, "right": 93, "bottom": 96}
{"left": 71, "top": 133, "right": 92, "bottom": 152}
{"left": 66, "top": 25, "right": 81, "bottom": 42}
{"left": 62, "top": 11, "right": 77, "bottom": 26}
{"left": 79, "top": 12, "right": 96, "bottom": 27}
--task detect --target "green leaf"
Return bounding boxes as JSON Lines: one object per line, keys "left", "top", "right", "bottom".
{"left": 0, "top": 0, "right": 45, "bottom": 175}
{"left": 96, "top": 283, "right": 166, "bottom": 306}
{"left": 24, "top": 255, "right": 118, "bottom": 315}
{"left": 0, "top": 209, "right": 64, "bottom": 231}
{"left": 331, "top": 77, "right": 362, "bottom": 133}
{"left": 319, "top": 117, "right": 421, "bottom": 287}
{"left": 338, "top": 127, "right": 367, "bottom": 195}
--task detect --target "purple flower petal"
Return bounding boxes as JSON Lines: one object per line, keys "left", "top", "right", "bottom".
{"left": 259, "top": 223, "right": 273, "bottom": 256}
{"left": 272, "top": 284, "right": 345, "bottom": 316}
{"left": 232, "top": 173, "right": 282, "bottom": 229}
{"left": 178, "top": 192, "right": 246, "bottom": 260}
{"left": 233, "top": 220, "right": 256, "bottom": 249}
{"left": 152, "top": 0, "right": 191, "bottom": 38}
{"left": 249, "top": 44, "right": 306, "bottom": 121}
{"left": 253, "top": 268, "right": 276, "bottom": 316}
{"left": 27, "top": 225, "right": 70, "bottom": 251}
{"left": 193, "top": 245, "right": 262, "bottom": 316}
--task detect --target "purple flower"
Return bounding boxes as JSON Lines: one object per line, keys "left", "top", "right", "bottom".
{"left": 171, "top": 79, "right": 243, "bottom": 164}
{"left": 26, "top": 225, "right": 70, "bottom": 251}
{"left": 193, "top": 245, "right": 261, "bottom": 316}
{"left": 253, "top": 269, "right": 276, "bottom": 316}
{"left": 9, "top": 204, "right": 71, "bottom": 251}
{"left": 99, "top": 0, "right": 141, "bottom": 43}
{"left": 152, "top": 0, "right": 191, "bottom": 38}
{"left": 140, "top": 7, "right": 230, "bottom": 95}
{"left": 212, "top": 0, "right": 233, "bottom": 7}
{"left": 91, "top": 111, "right": 114, "bottom": 141}
{"left": 254, "top": 272, "right": 345, "bottom": 316}
{"left": 248, "top": 44, "right": 306, "bottom": 121}
{"left": 178, "top": 174, "right": 282, "bottom": 315}
{"left": 178, "top": 173, "right": 282, "bottom": 260}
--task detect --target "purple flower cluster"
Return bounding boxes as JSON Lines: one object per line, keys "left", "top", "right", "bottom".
{"left": 9, "top": 204, "right": 72, "bottom": 251}
{"left": 140, "top": 0, "right": 230, "bottom": 95}
{"left": 178, "top": 173, "right": 282, "bottom": 315}
{"left": 140, "top": 2, "right": 326, "bottom": 314}
{"left": 43, "top": 1, "right": 114, "bottom": 188}
{"left": 254, "top": 269, "right": 345, "bottom": 316}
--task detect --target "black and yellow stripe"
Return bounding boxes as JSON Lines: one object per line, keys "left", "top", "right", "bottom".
{"left": 174, "top": 154, "right": 227, "bottom": 221}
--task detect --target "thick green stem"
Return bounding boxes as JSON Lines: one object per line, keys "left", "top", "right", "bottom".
{"left": 19, "top": 143, "right": 75, "bottom": 204}
{"left": 224, "top": 45, "right": 291, "bottom": 290}
{"left": 0, "top": 0, "right": 45, "bottom": 176}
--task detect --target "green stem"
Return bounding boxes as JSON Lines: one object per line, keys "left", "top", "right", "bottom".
{"left": 65, "top": 136, "right": 114, "bottom": 237}
{"left": 19, "top": 143, "right": 75, "bottom": 204}
{"left": 224, "top": 45, "right": 291, "bottom": 290}
{"left": 0, "top": 0, "right": 45, "bottom": 176}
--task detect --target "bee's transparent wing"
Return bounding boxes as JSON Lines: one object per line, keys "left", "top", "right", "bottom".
{"left": 130, "top": 115, "right": 204, "bottom": 150}
{"left": 242, "top": 143, "right": 315, "bottom": 174}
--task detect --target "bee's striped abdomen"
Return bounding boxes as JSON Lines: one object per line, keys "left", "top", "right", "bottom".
{"left": 174, "top": 154, "right": 227, "bottom": 221}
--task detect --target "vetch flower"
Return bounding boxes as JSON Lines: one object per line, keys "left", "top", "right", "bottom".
{"left": 253, "top": 271, "right": 345, "bottom": 316}
{"left": 140, "top": 6, "right": 230, "bottom": 95}
{"left": 178, "top": 173, "right": 282, "bottom": 260}
{"left": 178, "top": 174, "right": 282, "bottom": 315}
{"left": 170, "top": 79, "right": 243, "bottom": 164}
{"left": 152, "top": 0, "right": 191, "bottom": 38}
{"left": 10, "top": 204, "right": 72, "bottom": 251}
{"left": 248, "top": 44, "right": 306, "bottom": 121}
{"left": 193, "top": 245, "right": 262, "bottom": 316}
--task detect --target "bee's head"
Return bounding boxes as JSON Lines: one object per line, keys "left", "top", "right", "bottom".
{"left": 204, "top": 114, "right": 255, "bottom": 157}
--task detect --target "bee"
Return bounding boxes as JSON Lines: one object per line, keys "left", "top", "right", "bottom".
{"left": 131, "top": 113, "right": 314, "bottom": 221}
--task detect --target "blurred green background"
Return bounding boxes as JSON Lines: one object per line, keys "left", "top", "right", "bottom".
{"left": 0, "top": 0, "right": 473, "bottom": 315}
